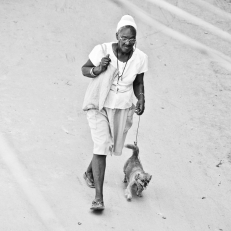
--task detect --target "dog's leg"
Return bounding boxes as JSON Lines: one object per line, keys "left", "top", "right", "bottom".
{"left": 125, "top": 181, "right": 134, "bottom": 200}
{"left": 136, "top": 188, "right": 143, "bottom": 197}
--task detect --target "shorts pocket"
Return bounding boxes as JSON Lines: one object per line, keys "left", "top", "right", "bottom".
{"left": 124, "top": 104, "right": 135, "bottom": 133}
{"left": 87, "top": 110, "right": 97, "bottom": 129}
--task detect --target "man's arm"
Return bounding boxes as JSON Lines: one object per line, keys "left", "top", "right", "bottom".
{"left": 81, "top": 59, "right": 95, "bottom": 78}
{"left": 81, "top": 55, "right": 111, "bottom": 78}
{"left": 133, "top": 73, "right": 145, "bottom": 115}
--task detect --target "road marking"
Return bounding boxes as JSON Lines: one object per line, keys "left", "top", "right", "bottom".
{"left": 194, "top": 0, "right": 231, "bottom": 21}
{"left": 112, "top": 0, "right": 231, "bottom": 71}
{"left": 147, "top": 0, "right": 231, "bottom": 43}
{"left": 0, "top": 133, "right": 66, "bottom": 231}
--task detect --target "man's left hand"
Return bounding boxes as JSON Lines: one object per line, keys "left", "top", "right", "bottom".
{"left": 135, "top": 98, "right": 145, "bottom": 115}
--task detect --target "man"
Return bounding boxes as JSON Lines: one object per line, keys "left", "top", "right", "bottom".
{"left": 82, "top": 15, "right": 148, "bottom": 210}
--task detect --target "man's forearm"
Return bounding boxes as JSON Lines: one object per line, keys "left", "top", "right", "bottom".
{"left": 82, "top": 66, "right": 94, "bottom": 78}
{"left": 82, "top": 66, "right": 101, "bottom": 78}
{"left": 134, "top": 83, "right": 145, "bottom": 100}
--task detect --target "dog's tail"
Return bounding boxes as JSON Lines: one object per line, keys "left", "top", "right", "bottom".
{"left": 124, "top": 144, "right": 139, "bottom": 157}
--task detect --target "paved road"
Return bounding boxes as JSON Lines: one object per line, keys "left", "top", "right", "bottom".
{"left": 0, "top": 0, "right": 231, "bottom": 230}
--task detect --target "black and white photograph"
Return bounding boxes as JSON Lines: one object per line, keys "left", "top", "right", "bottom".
{"left": 0, "top": 0, "right": 231, "bottom": 230}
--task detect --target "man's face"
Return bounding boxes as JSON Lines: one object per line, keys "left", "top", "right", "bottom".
{"left": 117, "top": 27, "right": 136, "bottom": 54}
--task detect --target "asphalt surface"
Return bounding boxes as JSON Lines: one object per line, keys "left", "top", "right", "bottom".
{"left": 0, "top": 0, "right": 231, "bottom": 230}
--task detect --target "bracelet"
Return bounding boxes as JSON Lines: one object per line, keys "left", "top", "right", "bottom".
{"left": 138, "top": 92, "right": 145, "bottom": 98}
{"left": 90, "top": 67, "right": 97, "bottom": 77}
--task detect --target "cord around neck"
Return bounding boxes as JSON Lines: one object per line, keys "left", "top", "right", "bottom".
{"left": 116, "top": 45, "right": 131, "bottom": 80}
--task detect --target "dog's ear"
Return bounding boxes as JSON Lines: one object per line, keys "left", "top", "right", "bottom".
{"left": 146, "top": 174, "right": 152, "bottom": 182}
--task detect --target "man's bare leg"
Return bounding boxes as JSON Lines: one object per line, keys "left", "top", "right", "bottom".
{"left": 92, "top": 154, "right": 106, "bottom": 202}
{"left": 86, "top": 160, "right": 94, "bottom": 183}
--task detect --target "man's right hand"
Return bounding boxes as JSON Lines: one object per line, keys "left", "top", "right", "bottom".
{"left": 98, "top": 54, "right": 111, "bottom": 73}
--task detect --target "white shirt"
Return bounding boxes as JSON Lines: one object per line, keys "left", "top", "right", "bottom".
{"left": 89, "top": 42, "right": 148, "bottom": 109}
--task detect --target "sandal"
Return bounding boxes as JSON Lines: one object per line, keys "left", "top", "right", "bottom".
{"left": 83, "top": 172, "right": 95, "bottom": 188}
{"left": 90, "top": 200, "right": 105, "bottom": 211}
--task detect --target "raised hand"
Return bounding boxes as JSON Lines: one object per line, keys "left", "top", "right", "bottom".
{"left": 99, "top": 54, "right": 111, "bottom": 73}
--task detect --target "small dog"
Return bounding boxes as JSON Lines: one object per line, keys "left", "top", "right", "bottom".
{"left": 123, "top": 144, "right": 152, "bottom": 200}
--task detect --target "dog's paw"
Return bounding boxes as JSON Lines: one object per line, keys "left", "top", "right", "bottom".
{"left": 126, "top": 194, "right": 132, "bottom": 200}
{"left": 136, "top": 191, "right": 143, "bottom": 197}
{"left": 125, "top": 189, "right": 132, "bottom": 200}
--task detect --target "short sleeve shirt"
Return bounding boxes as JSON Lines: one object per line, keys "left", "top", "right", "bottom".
{"left": 89, "top": 42, "right": 148, "bottom": 109}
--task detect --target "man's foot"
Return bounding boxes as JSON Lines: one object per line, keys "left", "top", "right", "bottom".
{"left": 90, "top": 200, "right": 105, "bottom": 211}
{"left": 83, "top": 172, "right": 95, "bottom": 188}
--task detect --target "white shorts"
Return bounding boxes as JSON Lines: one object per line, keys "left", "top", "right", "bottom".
{"left": 87, "top": 106, "right": 135, "bottom": 156}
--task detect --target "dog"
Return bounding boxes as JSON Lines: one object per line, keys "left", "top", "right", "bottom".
{"left": 123, "top": 144, "right": 152, "bottom": 200}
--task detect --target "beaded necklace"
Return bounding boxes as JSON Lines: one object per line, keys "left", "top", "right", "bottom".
{"left": 116, "top": 46, "right": 131, "bottom": 81}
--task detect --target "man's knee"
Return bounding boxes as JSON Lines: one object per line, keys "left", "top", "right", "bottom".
{"left": 93, "top": 154, "right": 107, "bottom": 159}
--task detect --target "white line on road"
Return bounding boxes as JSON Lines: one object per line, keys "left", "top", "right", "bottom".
{"left": 147, "top": 0, "right": 231, "bottom": 43}
{"left": 0, "top": 133, "right": 66, "bottom": 231}
{"left": 194, "top": 0, "right": 231, "bottom": 21}
{"left": 112, "top": 0, "right": 231, "bottom": 71}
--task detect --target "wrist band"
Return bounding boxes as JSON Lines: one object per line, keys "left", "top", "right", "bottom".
{"left": 90, "top": 67, "right": 97, "bottom": 77}
{"left": 138, "top": 93, "right": 145, "bottom": 98}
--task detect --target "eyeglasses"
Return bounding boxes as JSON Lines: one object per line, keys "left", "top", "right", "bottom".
{"left": 119, "top": 36, "right": 136, "bottom": 44}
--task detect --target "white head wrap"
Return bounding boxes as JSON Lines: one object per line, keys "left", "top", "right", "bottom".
{"left": 116, "top": 15, "right": 137, "bottom": 32}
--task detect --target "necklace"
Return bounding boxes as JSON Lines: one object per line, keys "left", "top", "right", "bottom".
{"left": 116, "top": 46, "right": 130, "bottom": 81}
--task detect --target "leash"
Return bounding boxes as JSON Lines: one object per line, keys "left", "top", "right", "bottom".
{"left": 134, "top": 115, "right": 140, "bottom": 146}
